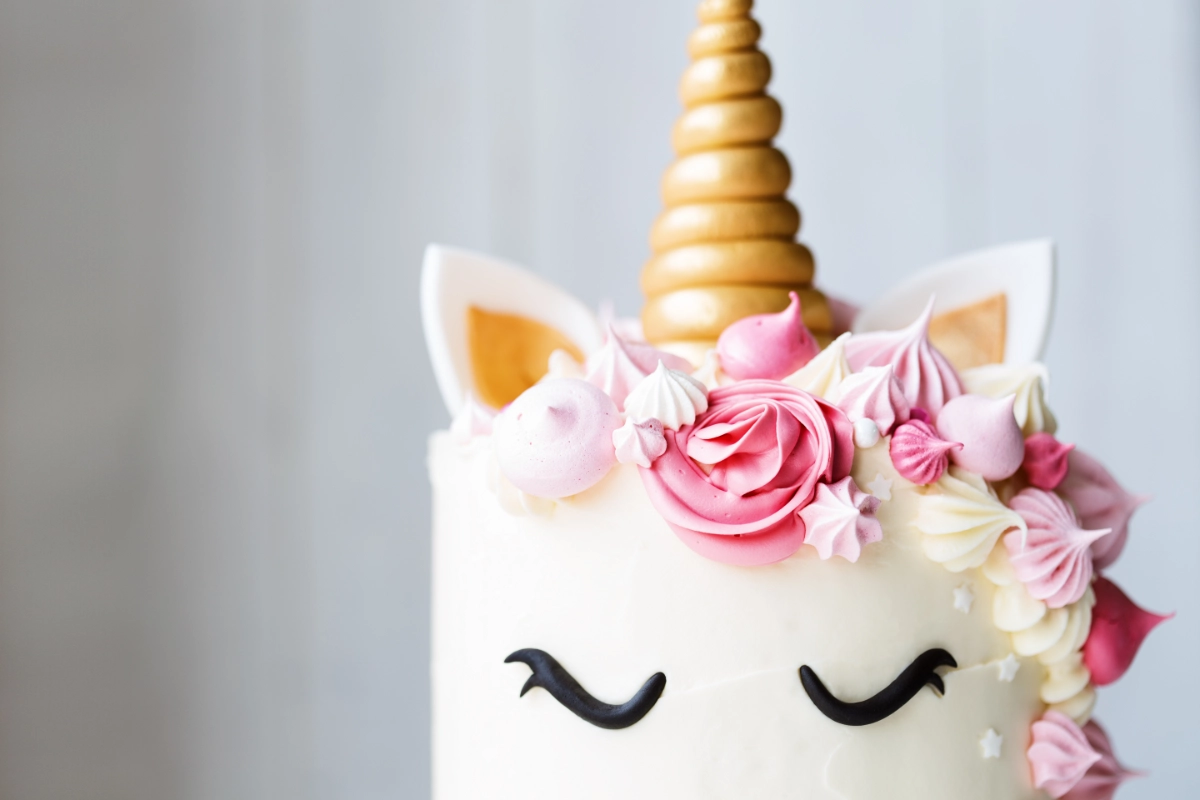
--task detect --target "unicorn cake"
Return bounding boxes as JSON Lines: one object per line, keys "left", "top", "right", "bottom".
{"left": 422, "top": 1, "right": 1166, "bottom": 798}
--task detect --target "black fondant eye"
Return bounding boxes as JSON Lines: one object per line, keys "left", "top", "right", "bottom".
{"left": 505, "top": 648, "right": 666, "bottom": 730}
{"left": 799, "top": 648, "right": 957, "bottom": 726}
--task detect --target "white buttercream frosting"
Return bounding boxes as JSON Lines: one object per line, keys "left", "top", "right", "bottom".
{"left": 914, "top": 468, "right": 1026, "bottom": 572}
{"left": 961, "top": 362, "right": 1058, "bottom": 436}
{"left": 782, "top": 332, "right": 851, "bottom": 399}
{"left": 450, "top": 393, "right": 496, "bottom": 443}
{"left": 623, "top": 361, "right": 709, "bottom": 430}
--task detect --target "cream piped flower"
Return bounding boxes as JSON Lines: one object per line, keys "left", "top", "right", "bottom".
{"left": 914, "top": 468, "right": 1026, "bottom": 572}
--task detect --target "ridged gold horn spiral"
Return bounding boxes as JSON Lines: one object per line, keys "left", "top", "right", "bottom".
{"left": 641, "top": 0, "right": 829, "bottom": 362}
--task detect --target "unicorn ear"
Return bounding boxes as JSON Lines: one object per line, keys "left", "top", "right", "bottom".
{"left": 852, "top": 239, "right": 1056, "bottom": 369}
{"left": 421, "top": 245, "right": 604, "bottom": 416}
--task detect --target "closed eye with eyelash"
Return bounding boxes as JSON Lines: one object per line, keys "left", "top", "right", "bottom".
{"left": 799, "top": 648, "right": 957, "bottom": 727}
{"left": 505, "top": 648, "right": 667, "bottom": 730}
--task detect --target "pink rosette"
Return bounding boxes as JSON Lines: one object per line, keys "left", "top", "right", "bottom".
{"left": 640, "top": 380, "right": 854, "bottom": 566}
{"left": 1028, "top": 711, "right": 1102, "bottom": 798}
{"left": 1006, "top": 488, "right": 1111, "bottom": 608}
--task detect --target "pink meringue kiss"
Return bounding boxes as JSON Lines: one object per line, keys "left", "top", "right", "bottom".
{"left": 798, "top": 477, "right": 883, "bottom": 562}
{"left": 844, "top": 296, "right": 963, "bottom": 414}
{"left": 1063, "top": 720, "right": 1141, "bottom": 800}
{"left": 889, "top": 419, "right": 962, "bottom": 485}
{"left": 493, "top": 379, "right": 621, "bottom": 498}
{"left": 1023, "top": 432, "right": 1075, "bottom": 490}
{"left": 1083, "top": 576, "right": 1171, "bottom": 686}
{"left": 612, "top": 417, "right": 667, "bottom": 468}
{"left": 936, "top": 393, "right": 1024, "bottom": 481}
{"left": 585, "top": 327, "right": 691, "bottom": 410}
{"left": 832, "top": 364, "right": 910, "bottom": 436}
{"left": 1028, "top": 711, "right": 1102, "bottom": 798}
{"left": 1006, "top": 488, "right": 1111, "bottom": 608}
{"left": 1058, "top": 449, "right": 1149, "bottom": 571}
{"left": 716, "top": 291, "right": 819, "bottom": 381}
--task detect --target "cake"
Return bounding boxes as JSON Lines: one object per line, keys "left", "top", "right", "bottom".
{"left": 422, "top": 2, "right": 1167, "bottom": 798}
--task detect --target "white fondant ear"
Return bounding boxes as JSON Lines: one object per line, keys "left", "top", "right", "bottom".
{"left": 421, "top": 244, "right": 604, "bottom": 416}
{"left": 853, "top": 239, "right": 1056, "bottom": 365}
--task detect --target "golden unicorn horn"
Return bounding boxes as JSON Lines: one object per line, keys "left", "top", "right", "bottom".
{"left": 641, "top": 0, "right": 831, "bottom": 363}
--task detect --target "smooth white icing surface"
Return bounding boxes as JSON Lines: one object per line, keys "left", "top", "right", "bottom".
{"left": 430, "top": 435, "right": 1049, "bottom": 799}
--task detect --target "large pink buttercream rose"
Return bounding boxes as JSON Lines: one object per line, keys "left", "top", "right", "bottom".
{"left": 640, "top": 380, "right": 854, "bottom": 566}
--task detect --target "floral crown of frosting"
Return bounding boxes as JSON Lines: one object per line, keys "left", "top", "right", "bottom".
{"left": 423, "top": 239, "right": 1169, "bottom": 798}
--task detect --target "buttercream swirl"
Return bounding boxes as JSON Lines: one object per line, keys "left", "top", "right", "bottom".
{"left": 1028, "top": 711, "right": 1101, "bottom": 798}
{"left": 1006, "top": 488, "right": 1110, "bottom": 608}
{"left": 961, "top": 362, "right": 1058, "bottom": 435}
{"left": 844, "top": 297, "right": 963, "bottom": 414}
{"left": 798, "top": 477, "right": 883, "bottom": 562}
{"left": 783, "top": 332, "right": 851, "bottom": 399}
{"left": 612, "top": 417, "right": 668, "bottom": 468}
{"left": 623, "top": 361, "right": 710, "bottom": 431}
{"left": 914, "top": 467, "right": 1025, "bottom": 572}
{"left": 830, "top": 364, "right": 910, "bottom": 435}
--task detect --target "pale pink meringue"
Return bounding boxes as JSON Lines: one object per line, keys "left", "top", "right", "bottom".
{"left": 1028, "top": 711, "right": 1102, "bottom": 798}
{"left": 1023, "top": 432, "right": 1074, "bottom": 490}
{"left": 1063, "top": 720, "right": 1140, "bottom": 800}
{"left": 844, "top": 297, "right": 963, "bottom": 413}
{"left": 612, "top": 417, "right": 668, "bottom": 468}
{"left": 798, "top": 477, "right": 883, "bottom": 562}
{"left": 450, "top": 393, "right": 497, "bottom": 443}
{"left": 1059, "top": 450, "right": 1148, "bottom": 571}
{"left": 1005, "top": 488, "right": 1111, "bottom": 608}
{"left": 493, "top": 379, "right": 621, "bottom": 498}
{"left": 935, "top": 393, "right": 1025, "bottom": 481}
{"left": 716, "top": 291, "right": 819, "bottom": 381}
{"left": 585, "top": 327, "right": 691, "bottom": 410}
{"left": 889, "top": 419, "right": 962, "bottom": 485}
{"left": 831, "top": 365, "right": 910, "bottom": 436}
{"left": 1083, "top": 576, "right": 1171, "bottom": 686}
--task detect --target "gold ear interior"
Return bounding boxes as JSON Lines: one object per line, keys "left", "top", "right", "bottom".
{"left": 467, "top": 306, "right": 585, "bottom": 409}
{"left": 929, "top": 293, "right": 1007, "bottom": 371}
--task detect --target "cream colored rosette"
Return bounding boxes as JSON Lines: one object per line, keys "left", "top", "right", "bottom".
{"left": 641, "top": 0, "right": 831, "bottom": 364}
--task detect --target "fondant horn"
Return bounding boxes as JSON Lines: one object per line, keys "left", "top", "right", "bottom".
{"left": 642, "top": 0, "right": 830, "bottom": 363}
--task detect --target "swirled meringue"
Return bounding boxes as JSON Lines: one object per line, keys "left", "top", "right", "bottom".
{"left": 1058, "top": 449, "right": 1148, "bottom": 571}
{"left": 1083, "top": 576, "right": 1171, "bottom": 686}
{"left": 914, "top": 468, "right": 1026, "bottom": 572}
{"left": 798, "top": 477, "right": 883, "bottom": 562}
{"left": 1023, "top": 432, "right": 1074, "bottom": 490}
{"left": 936, "top": 393, "right": 1024, "bottom": 481}
{"left": 962, "top": 361, "right": 1058, "bottom": 435}
{"left": 717, "top": 290, "right": 820, "bottom": 381}
{"left": 1028, "top": 711, "right": 1102, "bottom": 798}
{"left": 830, "top": 365, "right": 910, "bottom": 435}
{"left": 450, "top": 393, "right": 496, "bottom": 443}
{"left": 783, "top": 332, "right": 851, "bottom": 399}
{"left": 612, "top": 417, "right": 668, "bottom": 468}
{"left": 624, "top": 361, "right": 709, "bottom": 430}
{"left": 889, "top": 419, "right": 961, "bottom": 485}
{"left": 844, "top": 297, "right": 963, "bottom": 414}
{"left": 1006, "top": 488, "right": 1110, "bottom": 608}
{"left": 493, "top": 379, "right": 620, "bottom": 498}
{"left": 1064, "top": 720, "right": 1140, "bottom": 800}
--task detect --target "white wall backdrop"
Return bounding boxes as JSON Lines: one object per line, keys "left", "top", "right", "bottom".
{"left": 0, "top": 0, "right": 1196, "bottom": 798}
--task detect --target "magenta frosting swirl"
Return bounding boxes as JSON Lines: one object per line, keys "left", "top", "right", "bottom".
{"left": 640, "top": 381, "right": 854, "bottom": 566}
{"left": 844, "top": 297, "right": 963, "bottom": 414}
{"left": 1028, "top": 711, "right": 1102, "bottom": 798}
{"left": 888, "top": 419, "right": 961, "bottom": 485}
{"left": 1083, "top": 575, "right": 1171, "bottom": 686}
{"left": 1006, "top": 488, "right": 1110, "bottom": 608}
{"left": 1023, "top": 432, "right": 1075, "bottom": 490}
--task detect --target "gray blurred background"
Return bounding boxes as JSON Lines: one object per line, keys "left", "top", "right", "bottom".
{"left": 0, "top": 0, "right": 1196, "bottom": 798}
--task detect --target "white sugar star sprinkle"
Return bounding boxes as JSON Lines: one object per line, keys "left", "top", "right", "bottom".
{"left": 953, "top": 583, "right": 975, "bottom": 614}
{"left": 980, "top": 728, "right": 1004, "bottom": 759}
{"left": 997, "top": 654, "right": 1020, "bottom": 683}
{"left": 865, "top": 473, "right": 892, "bottom": 501}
